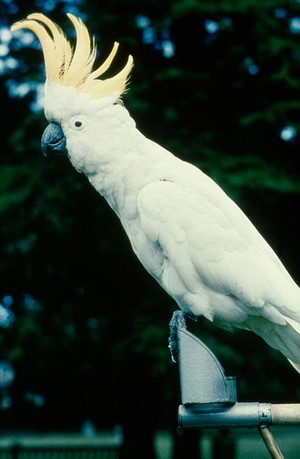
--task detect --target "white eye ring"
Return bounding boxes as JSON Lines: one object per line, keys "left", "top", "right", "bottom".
{"left": 70, "top": 117, "right": 85, "bottom": 130}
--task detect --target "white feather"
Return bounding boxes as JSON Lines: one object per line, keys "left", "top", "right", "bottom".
{"left": 69, "top": 109, "right": 300, "bottom": 372}
{"left": 43, "top": 90, "right": 300, "bottom": 373}
{"left": 12, "top": 14, "right": 300, "bottom": 373}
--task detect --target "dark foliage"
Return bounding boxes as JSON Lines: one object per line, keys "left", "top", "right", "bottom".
{"left": 1, "top": 2, "right": 300, "bottom": 455}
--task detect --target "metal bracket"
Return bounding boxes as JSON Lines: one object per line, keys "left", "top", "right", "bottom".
{"left": 177, "top": 325, "right": 236, "bottom": 405}
{"left": 172, "top": 311, "right": 300, "bottom": 459}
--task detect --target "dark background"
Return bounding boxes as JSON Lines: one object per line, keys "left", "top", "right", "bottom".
{"left": 1, "top": 0, "right": 300, "bottom": 457}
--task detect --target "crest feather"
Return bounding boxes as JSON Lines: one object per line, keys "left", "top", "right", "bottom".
{"left": 11, "top": 13, "right": 133, "bottom": 99}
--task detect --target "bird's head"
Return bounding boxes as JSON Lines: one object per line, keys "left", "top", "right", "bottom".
{"left": 11, "top": 13, "right": 134, "bottom": 171}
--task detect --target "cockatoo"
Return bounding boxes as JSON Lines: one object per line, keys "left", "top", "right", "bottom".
{"left": 12, "top": 13, "right": 300, "bottom": 372}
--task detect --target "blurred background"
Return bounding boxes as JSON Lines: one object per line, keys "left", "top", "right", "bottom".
{"left": 1, "top": 0, "right": 300, "bottom": 457}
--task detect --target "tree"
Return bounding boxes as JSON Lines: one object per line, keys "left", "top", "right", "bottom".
{"left": 1, "top": 0, "right": 300, "bottom": 457}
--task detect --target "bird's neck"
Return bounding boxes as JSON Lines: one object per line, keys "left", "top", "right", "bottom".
{"left": 85, "top": 112, "right": 175, "bottom": 219}
{"left": 84, "top": 121, "right": 151, "bottom": 217}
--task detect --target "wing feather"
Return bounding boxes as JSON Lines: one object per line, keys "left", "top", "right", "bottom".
{"left": 136, "top": 179, "right": 300, "bottom": 328}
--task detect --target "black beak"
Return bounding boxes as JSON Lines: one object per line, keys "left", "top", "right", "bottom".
{"left": 41, "top": 123, "right": 67, "bottom": 156}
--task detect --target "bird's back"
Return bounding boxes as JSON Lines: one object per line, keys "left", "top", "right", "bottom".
{"left": 118, "top": 137, "right": 300, "bottom": 369}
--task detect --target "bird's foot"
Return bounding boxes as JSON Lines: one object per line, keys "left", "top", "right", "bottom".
{"left": 168, "top": 311, "right": 200, "bottom": 363}
{"left": 168, "top": 311, "right": 187, "bottom": 363}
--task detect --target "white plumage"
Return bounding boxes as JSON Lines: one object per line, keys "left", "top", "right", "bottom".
{"left": 12, "top": 14, "right": 300, "bottom": 372}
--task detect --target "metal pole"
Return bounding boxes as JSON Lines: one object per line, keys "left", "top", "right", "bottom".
{"left": 258, "top": 425, "right": 285, "bottom": 459}
{"left": 172, "top": 312, "right": 300, "bottom": 459}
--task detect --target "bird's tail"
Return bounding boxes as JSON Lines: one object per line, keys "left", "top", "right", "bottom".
{"left": 285, "top": 316, "right": 300, "bottom": 374}
{"left": 288, "top": 359, "right": 300, "bottom": 374}
{"left": 246, "top": 314, "right": 300, "bottom": 374}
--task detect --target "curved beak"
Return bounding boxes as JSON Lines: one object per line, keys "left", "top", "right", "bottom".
{"left": 41, "top": 123, "right": 67, "bottom": 156}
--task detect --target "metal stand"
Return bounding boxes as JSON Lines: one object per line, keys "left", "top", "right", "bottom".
{"left": 172, "top": 311, "right": 300, "bottom": 459}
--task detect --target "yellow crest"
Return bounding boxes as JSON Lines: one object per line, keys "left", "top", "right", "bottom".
{"left": 11, "top": 13, "right": 133, "bottom": 99}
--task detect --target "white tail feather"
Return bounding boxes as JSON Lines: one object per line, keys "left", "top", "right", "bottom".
{"left": 288, "top": 359, "right": 300, "bottom": 374}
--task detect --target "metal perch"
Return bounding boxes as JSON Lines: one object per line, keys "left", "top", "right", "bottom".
{"left": 171, "top": 311, "right": 300, "bottom": 459}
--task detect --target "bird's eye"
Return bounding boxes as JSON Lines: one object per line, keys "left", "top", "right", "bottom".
{"left": 70, "top": 117, "right": 85, "bottom": 130}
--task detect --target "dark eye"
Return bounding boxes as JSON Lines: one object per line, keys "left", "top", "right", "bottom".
{"left": 70, "top": 116, "right": 85, "bottom": 130}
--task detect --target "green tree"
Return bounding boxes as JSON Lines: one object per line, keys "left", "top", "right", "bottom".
{"left": 1, "top": 0, "right": 300, "bottom": 457}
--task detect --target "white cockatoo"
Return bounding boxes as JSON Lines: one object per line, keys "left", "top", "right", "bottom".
{"left": 12, "top": 13, "right": 300, "bottom": 372}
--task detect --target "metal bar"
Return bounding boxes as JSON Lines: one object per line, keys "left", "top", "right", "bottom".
{"left": 178, "top": 403, "right": 272, "bottom": 429}
{"left": 178, "top": 402, "right": 300, "bottom": 429}
{"left": 173, "top": 314, "right": 300, "bottom": 458}
{"left": 258, "top": 425, "right": 285, "bottom": 459}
